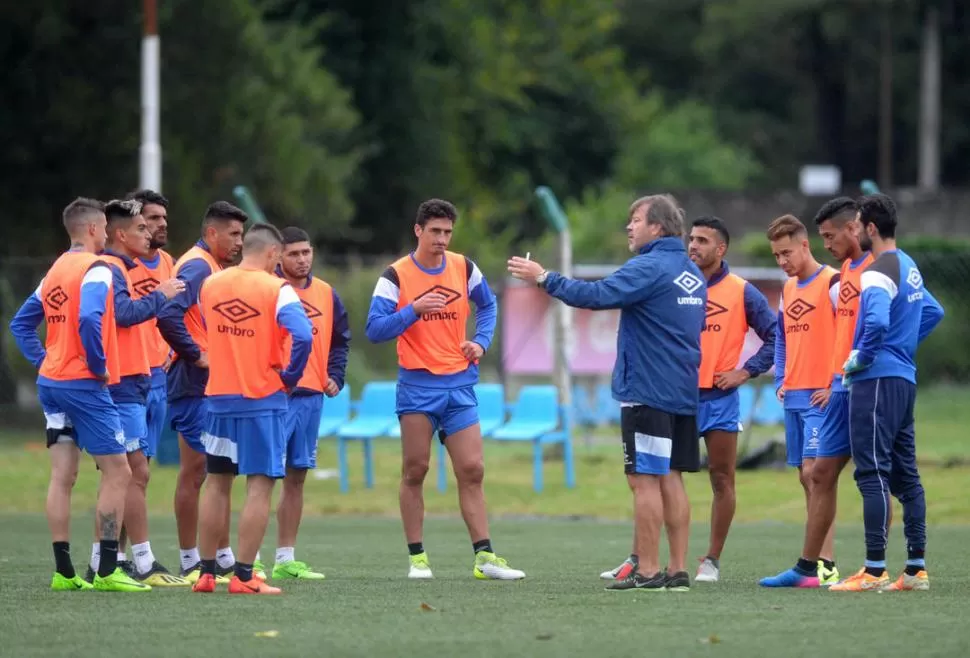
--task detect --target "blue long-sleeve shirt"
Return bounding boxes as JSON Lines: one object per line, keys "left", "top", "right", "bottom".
{"left": 543, "top": 237, "right": 706, "bottom": 415}
{"left": 157, "top": 244, "right": 214, "bottom": 401}
{"left": 205, "top": 283, "right": 313, "bottom": 414}
{"left": 103, "top": 250, "right": 167, "bottom": 404}
{"left": 850, "top": 249, "right": 945, "bottom": 385}
{"left": 773, "top": 265, "right": 839, "bottom": 409}
{"left": 699, "top": 262, "right": 776, "bottom": 403}
{"left": 9, "top": 283, "right": 46, "bottom": 369}
{"left": 327, "top": 290, "right": 351, "bottom": 390}
{"left": 365, "top": 253, "right": 496, "bottom": 388}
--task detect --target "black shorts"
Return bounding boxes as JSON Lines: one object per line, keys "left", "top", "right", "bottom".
{"left": 621, "top": 405, "right": 699, "bottom": 475}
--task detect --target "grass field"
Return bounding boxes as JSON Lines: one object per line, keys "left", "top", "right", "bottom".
{"left": 0, "top": 385, "right": 968, "bottom": 657}
{"left": 2, "top": 515, "right": 969, "bottom": 658}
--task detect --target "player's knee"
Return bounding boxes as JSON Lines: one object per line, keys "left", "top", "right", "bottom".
{"left": 52, "top": 465, "right": 78, "bottom": 490}
{"left": 130, "top": 460, "right": 150, "bottom": 490}
{"left": 100, "top": 455, "right": 132, "bottom": 486}
{"left": 402, "top": 460, "right": 429, "bottom": 486}
{"left": 455, "top": 459, "right": 484, "bottom": 486}
{"left": 810, "top": 463, "right": 837, "bottom": 490}
{"left": 178, "top": 459, "right": 206, "bottom": 490}
{"left": 798, "top": 468, "right": 813, "bottom": 492}
{"left": 709, "top": 467, "right": 734, "bottom": 496}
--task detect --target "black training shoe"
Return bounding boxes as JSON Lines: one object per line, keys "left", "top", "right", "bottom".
{"left": 605, "top": 570, "right": 667, "bottom": 591}
{"left": 84, "top": 565, "right": 96, "bottom": 584}
{"left": 118, "top": 560, "right": 137, "bottom": 578}
{"left": 665, "top": 570, "right": 690, "bottom": 592}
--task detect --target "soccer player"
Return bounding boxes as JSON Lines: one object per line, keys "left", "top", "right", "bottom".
{"left": 270, "top": 226, "right": 350, "bottom": 579}
{"left": 157, "top": 201, "right": 245, "bottom": 582}
{"left": 511, "top": 194, "right": 705, "bottom": 592}
{"left": 8, "top": 198, "right": 146, "bottom": 591}
{"left": 758, "top": 215, "right": 839, "bottom": 588}
{"left": 686, "top": 216, "right": 775, "bottom": 583}
{"left": 127, "top": 189, "right": 175, "bottom": 463}
{"left": 760, "top": 197, "right": 873, "bottom": 587}
{"left": 830, "top": 193, "right": 944, "bottom": 592}
{"left": 366, "top": 199, "right": 524, "bottom": 580}
{"left": 83, "top": 200, "right": 187, "bottom": 587}
{"left": 191, "top": 224, "right": 313, "bottom": 595}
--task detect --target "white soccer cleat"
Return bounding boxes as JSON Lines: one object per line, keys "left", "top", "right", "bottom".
{"left": 474, "top": 552, "right": 525, "bottom": 580}
{"left": 600, "top": 555, "right": 637, "bottom": 581}
{"left": 695, "top": 557, "right": 720, "bottom": 583}
{"left": 408, "top": 553, "right": 434, "bottom": 579}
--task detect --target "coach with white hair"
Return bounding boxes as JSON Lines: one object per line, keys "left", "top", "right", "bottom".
{"left": 508, "top": 194, "right": 706, "bottom": 591}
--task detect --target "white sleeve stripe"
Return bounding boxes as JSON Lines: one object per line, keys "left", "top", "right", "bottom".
{"left": 81, "top": 265, "right": 112, "bottom": 287}
{"left": 276, "top": 285, "right": 301, "bottom": 317}
{"left": 468, "top": 262, "right": 483, "bottom": 292}
{"left": 373, "top": 277, "right": 400, "bottom": 303}
{"left": 829, "top": 281, "right": 840, "bottom": 311}
{"left": 861, "top": 270, "right": 897, "bottom": 299}
{"left": 33, "top": 278, "right": 45, "bottom": 298}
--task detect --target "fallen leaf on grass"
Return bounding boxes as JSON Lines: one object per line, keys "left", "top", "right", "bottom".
{"left": 536, "top": 633, "right": 553, "bottom": 641}
{"left": 254, "top": 630, "right": 279, "bottom": 639}
{"left": 699, "top": 635, "right": 721, "bottom": 644}
{"left": 420, "top": 602, "right": 436, "bottom": 611}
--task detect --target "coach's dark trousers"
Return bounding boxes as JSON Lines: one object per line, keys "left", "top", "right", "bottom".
{"left": 848, "top": 377, "right": 926, "bottom": 562}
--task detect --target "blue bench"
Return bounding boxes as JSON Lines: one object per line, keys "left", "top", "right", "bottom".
{"left": 336, "top": 381, "right": 397, "bottom": 493}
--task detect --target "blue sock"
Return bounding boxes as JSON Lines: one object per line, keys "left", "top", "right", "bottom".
{"left": 864, "top": 559, "right": 886, "bottom": 576}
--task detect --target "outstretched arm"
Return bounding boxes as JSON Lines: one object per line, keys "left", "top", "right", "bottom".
{"left": 110, "top": 264, "right": 165, "bottom": 327}
{"left": 543, "top": 258, "right": 654, "bottom": 310}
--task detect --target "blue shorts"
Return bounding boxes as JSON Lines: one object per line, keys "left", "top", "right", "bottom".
{"left": 202, "top": 411, "right": 286, "bottom": 478}
{"left": 285, "top": 394, "right": 324, "bottom": 470}
{"left": 117, "top": 402, "right": 149, "bottom": 454}
{"left": 697, "top": 390, "right": 743, "bottom": 435}
{"left": 38, "top": 385, "right": 125, "bottom": 456}
{"left": 169, "top": 396, "right": 208, "bottom": 453}
{"left": 396, "top": 383, "right": 479, "bottom": 441}
{"left": 144, "top": 384, "right": 167, "bottom": 459}
{"left": 784, "top": 407, "right": 825, "bottom": 467}
{"left": 817, "top": 390, "right": 851, "bottom": 458}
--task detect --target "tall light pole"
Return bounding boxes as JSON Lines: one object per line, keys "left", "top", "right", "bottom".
{"left": 140, "top": 0, "right": 162, "bottom": 191}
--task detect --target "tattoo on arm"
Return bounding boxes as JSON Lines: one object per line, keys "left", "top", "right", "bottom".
{"left": 98, "top": 511, "right": 119, "bottom": 540}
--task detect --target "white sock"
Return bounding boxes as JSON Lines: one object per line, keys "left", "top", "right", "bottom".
{"left": 256, "top": 550, "right": 262, "bottom": 561}
{"left": 180, "top": 547, "right": 200, "bottom": 572}
{"left": 216, "top": 547, "right": 235, "bottom": 569}
{"left": 275, "top": 547, "right": 295, "bottom": 565}
{"left": 132, "top": 542, "right": 155, "bottom": 574}
{"left": 90, "top": 543, "right": 101, "bottom": 571}
{"left": 117, "top": 551, "right": 127, "bottom": 563}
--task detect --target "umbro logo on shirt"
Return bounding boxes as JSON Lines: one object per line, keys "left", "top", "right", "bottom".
{"left": 674, "top": 271, "right": 704, "bottom": 306}
{"left": 45, "top": 286, "right": 69, "bottom": 311}
{"left": 301, "top": 300, "right": 323, "bottom": 319}
{"left": 786, "top": 298, "right": 815, "bottom": 321}
{"left": 416, "top": 285, "right": 461, "bottom": 306}
{"left": 213, "top": 299, "right": 261, "bottom": 323}
{"left": 132, "top": 277, "right": 160, "bottom": 297}
{"left": 906, "top": 268, "right": 923, "bottom": 289}
{"left": 838, "top": 281, "right": 860, "bottom": 305}
{"left": 705, "top": 300, "right": 728, "bottom": 318}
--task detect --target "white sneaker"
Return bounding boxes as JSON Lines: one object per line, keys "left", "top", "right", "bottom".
{"left": 695, "top": 557, "right": 720, "bottom": 583}
{"left": 474, "top": 552, "right": 525, "bottom": 580}
{"left": 600, "top": 555, "right": 637, "bottom": 581}
{"left": 408, "top": 553, "right": 433, "bottom": 579}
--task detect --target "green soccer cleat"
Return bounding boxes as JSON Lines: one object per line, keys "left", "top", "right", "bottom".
{"left": 51, "top": 572, "right": 94, "bottom": 591}
{"left": 93, "top": 567, "right": 152, "bottom": 592}
{"left": 272, "top": 560, "right": 326, "bottom": 580}
{"left": 254, "top": 559, "right": 268, "bottom": 581}
{"left": 818, "top": 561, "right": 841, "bottom": 587}
{"left": 408, "top": 552, "right": 433, "bottom": 579}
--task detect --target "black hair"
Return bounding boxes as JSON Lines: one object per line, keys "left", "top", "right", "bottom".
{"left": 242, "top": 223, "right": 283, "bottom": 254}
{"left": 813, "top": 196, "right": 857, "bottom": 226}
{"left": 104, "top": 199, "right": 142, "bottom": 229}
{"left": 126, "top": 189, "right": 169, "bottom": 209}
{"left": 280, "top": 226, "right": 311, "bottom": 245}
{"left": 857, "top": 193, "right": 897, "bottom": 239}
{"left": 691, "top": 215, "right": 730, "bottom": 246}
{"left": 415, "top": 199, "right": 458, "bottom": 227}
{"left": 203, "top": 201, "right": 248, "bottom": 227}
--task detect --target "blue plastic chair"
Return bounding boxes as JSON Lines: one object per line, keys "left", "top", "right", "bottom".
{"left": 336, "top": 381, "right": 398, "bottom": 492}
{"left": 490, "top": 385, "right": 575, "bottom": 492}
{"left": 317, "top": 385, "right": 351, "bottom": 438}
{"left": 738, "top": 383, "right": 756, "bottom": 428}
{"left": 752, "top": 387, "right": 785, "bottom": 426}
{"left": 595, "top": 383, "right": 621, "bottom": 425}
